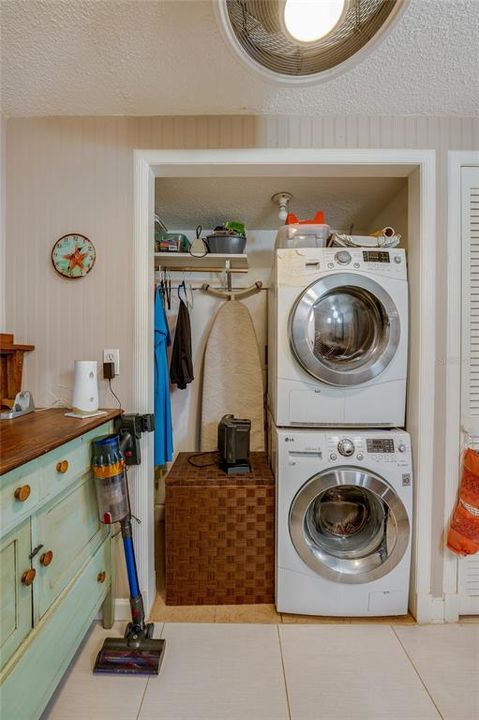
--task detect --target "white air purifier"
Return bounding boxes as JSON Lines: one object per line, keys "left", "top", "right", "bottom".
{"left": 72, "top": 360, "right": 99, "bottom": 416}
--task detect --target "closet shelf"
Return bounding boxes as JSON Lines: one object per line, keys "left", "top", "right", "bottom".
{"left": 154, "top": 252, "right": 248, "bottom": 273}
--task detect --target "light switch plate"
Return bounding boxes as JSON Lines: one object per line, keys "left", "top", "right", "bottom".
{"left": 103, "top": 349, "right": 120, "bottom": 376}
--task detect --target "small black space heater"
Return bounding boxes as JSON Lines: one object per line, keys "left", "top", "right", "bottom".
{"left": 217, "top": 414, "right": 251, "bottom": 474}
{"left": 92, "top": 414, "right": 166, "bottom": 676}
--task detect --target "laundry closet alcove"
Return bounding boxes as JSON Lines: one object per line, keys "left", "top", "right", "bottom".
{"left": 132, "top": 149, "right": 436, "bottom": 623}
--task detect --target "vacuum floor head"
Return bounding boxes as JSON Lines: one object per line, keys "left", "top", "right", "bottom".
{"left": 93, "top": 636, "right": 166, "bottom": 675}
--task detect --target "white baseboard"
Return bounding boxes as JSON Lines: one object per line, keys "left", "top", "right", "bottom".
{"left": 414, "top": 592, "right": 445, "bottom": 623}
{"left": 101, "top": 595, "right": 453, "bottom": 624}
{"left": 113, "top": 598, "right": 132, "bottom": 621}
{"left": 95, "top": 598, "right": 130, "bottom": 623}
{"left": 97, "top": 596, "right": 158, "bottom": 623}
{"left": 444, "top": 593, "right": 460, "bottom": 622}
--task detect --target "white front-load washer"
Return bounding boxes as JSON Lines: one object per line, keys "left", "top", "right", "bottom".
{"left": 273, "top": 426, "right": 412, "bottom": 616}
{"left": 268, "top": 247, "right": 408, "bottom": 427}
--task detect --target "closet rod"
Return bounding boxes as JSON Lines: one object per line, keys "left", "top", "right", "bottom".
{"left": 156, "top": 284, "right": 268, "bottom": 292}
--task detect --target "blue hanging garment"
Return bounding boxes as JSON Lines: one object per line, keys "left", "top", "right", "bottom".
{"left": 154, "top": 288, "right": 173, "bottom": 466}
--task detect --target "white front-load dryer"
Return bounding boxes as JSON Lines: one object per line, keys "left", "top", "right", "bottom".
{"left": 273, "top": 426, "right": 413, "bottom": 616}
{"left": 268, "top": 247, "right": 408, "bottom": 427}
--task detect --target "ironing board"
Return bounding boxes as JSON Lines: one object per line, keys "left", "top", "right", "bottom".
{"left": 200, "top": 300, "right": 264, "bottom": 451}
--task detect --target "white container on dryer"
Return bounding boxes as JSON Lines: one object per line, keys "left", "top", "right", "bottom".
{"left": 268, "top": 247, "right": 408, "bottom": 427}
{"left": 275, "top": 223, "right": 330, "bottom": 249}
{"left": 272, "top": 426, "right": 413, "bottom": 616}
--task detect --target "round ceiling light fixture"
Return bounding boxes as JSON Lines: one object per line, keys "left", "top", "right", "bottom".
{"left": 217, "top": 0, "right": 406, "bottom": 84}
{"left": 282, "top": 0, "right": 347, "bottom": 44}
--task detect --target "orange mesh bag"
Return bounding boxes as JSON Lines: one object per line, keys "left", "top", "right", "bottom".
{"left": 447, "top": 446, "right": 479, "bottom": 555}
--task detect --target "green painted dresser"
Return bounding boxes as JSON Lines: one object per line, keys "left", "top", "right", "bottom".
{"left": 0, "top": 408, "right": 121, "bottom": 720}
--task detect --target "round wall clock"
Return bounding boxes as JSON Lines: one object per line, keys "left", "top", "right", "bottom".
{"left": 51, "top": 233, "right": 96, "bottom": 279}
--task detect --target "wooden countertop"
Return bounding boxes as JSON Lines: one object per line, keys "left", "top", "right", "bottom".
{"left": 0, "top": 408, "right": 122, "bottom": 475}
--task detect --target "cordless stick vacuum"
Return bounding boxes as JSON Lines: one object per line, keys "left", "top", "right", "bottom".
{"left": 92, "top": 415, "right": 166, "bottom": 675}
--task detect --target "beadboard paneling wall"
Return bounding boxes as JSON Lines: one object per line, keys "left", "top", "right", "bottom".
{"left": 1, "top": 115, "right": 6, "bottom": 331}
{"left": 5, "top": 116, "right": 259, "bottom": 411}
{"left": 6, "top": 115, "right": 479, "bottom": 601}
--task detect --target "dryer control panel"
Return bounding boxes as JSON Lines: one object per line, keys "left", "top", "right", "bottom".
{"left": 276, "top": 247, "right": 407, "bottom": 282}
{"left": 322, "top": 248, "right": 406, "bottom": 276}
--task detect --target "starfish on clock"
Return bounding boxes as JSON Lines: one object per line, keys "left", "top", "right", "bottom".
{"left": 64, "top": 244, "right": 88, "bottom": 271}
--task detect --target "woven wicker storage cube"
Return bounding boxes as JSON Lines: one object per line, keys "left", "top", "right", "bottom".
{"left": 165, "top": 452, "right": 275, "bottom": 605}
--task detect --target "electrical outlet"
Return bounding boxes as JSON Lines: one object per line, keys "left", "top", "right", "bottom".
{"left": 103, "top": 349, "right": 120, "bottom": 376}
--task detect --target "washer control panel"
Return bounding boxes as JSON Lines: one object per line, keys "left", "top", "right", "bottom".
{"left": 280, "top": 431, "right": 411, "bottom": 470}
{"left": 324, "top": 434, "right": 410, "bottom": 467}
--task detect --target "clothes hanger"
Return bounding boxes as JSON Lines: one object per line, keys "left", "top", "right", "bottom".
{"left": 177, "top": 280, "right": 187, "bottom": 305}
{"left": 182, "top": 272, "right": 194, "bottom": 309}
{"left": 165, "top": 270, "right": 171, "bottom": 310}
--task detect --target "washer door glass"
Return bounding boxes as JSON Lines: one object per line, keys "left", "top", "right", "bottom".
{"left": 289, "top": 468, "right": 410, "bottom": 584}
{"left": 289, "top": 273, "right": 400, "bottom": 386}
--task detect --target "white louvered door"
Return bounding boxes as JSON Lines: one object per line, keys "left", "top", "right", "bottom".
{"left": 459, "top": 166, "right": 479, "bottom": 614}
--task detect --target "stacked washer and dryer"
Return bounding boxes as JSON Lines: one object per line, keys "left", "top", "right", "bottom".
{"left": 268, "top": 245, "right": 413, "bottom": 616}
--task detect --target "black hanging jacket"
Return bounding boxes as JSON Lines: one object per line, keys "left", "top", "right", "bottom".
{"left": 170, "top": 299, "right": 194, "bottom": 389}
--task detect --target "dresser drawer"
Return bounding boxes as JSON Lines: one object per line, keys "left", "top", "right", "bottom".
{"left": 0, "top": 520, "right": 33, "bottom": 670}
{"left": 0, "top": 465, "right": 43, "bottom": 536}
{"left": 42, "top": 422, "right": 113, "bottom": 498}
{"left": 32, "top": 473, "right": 108, "bottom": 620}
{"left": 43, "top": 438, "right": 92, "bottom": 496}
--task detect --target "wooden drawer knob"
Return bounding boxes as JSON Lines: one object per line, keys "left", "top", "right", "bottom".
{"left": 21, "top": 568, "right": 36, "bottom": 586}
{"left": 56, "top": 460, "right": 69, "bottom": 474}
{"left": 40, "top": 550, "right": 53, "bottom": 567}
{"left": 14, "top": 485, "right": 31, "bottom": 502}
{"left": 97, "top": 571, "right": 107, "bottom": 584}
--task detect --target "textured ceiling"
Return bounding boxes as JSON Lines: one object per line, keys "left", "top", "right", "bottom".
{"left": 2, "top": 0, "right": 478, "bottom": 117}
{"left": 155, "top": 176, "right": 407, "bottom": 231}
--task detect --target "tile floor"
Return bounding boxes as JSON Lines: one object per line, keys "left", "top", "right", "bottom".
{"left": 41, "top": 618, "right": 478, "bottom": 720}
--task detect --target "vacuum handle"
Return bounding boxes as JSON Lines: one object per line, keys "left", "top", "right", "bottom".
{"left": 119, "top": 429, "right": 132, "bottom": 455}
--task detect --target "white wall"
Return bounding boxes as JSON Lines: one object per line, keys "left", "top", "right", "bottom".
{"left": 0, "top": 114, "right": 6, "bottom": 331}
{"left": 367, "top": 183, "right": 409, "bottom": 247}
{"left": 5, "top": 114, "right": 479, "bottom": 601}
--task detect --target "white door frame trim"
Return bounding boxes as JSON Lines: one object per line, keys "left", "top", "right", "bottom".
{"left": 132, "top": 148, "right": 437, "bottom": 621}
{"left": 443, "top": 150, "right": 479, "bottom": 622}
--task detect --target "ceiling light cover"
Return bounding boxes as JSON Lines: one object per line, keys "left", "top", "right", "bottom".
{"left": 221, "top": 0, "right": 402, "bottom": 80}
{"left": 283, "top": 0, "right": 347, "bottom": 43}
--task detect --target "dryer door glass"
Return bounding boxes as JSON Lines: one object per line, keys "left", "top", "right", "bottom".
{"left": 289, "top": 468, "right": 410, "bottom": 584}
{"left": 289, "top": 273, "right": 401, "bottom": 386}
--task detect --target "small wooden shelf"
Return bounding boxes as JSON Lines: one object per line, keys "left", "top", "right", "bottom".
{"left": 0, "top": 334, "right": 35, "bottom": 409}
{"left": 154, "top": 253, "right": 248, "bottom": 273}
{"left": 0, "top": 333, "right": 35, "bottom": 353}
